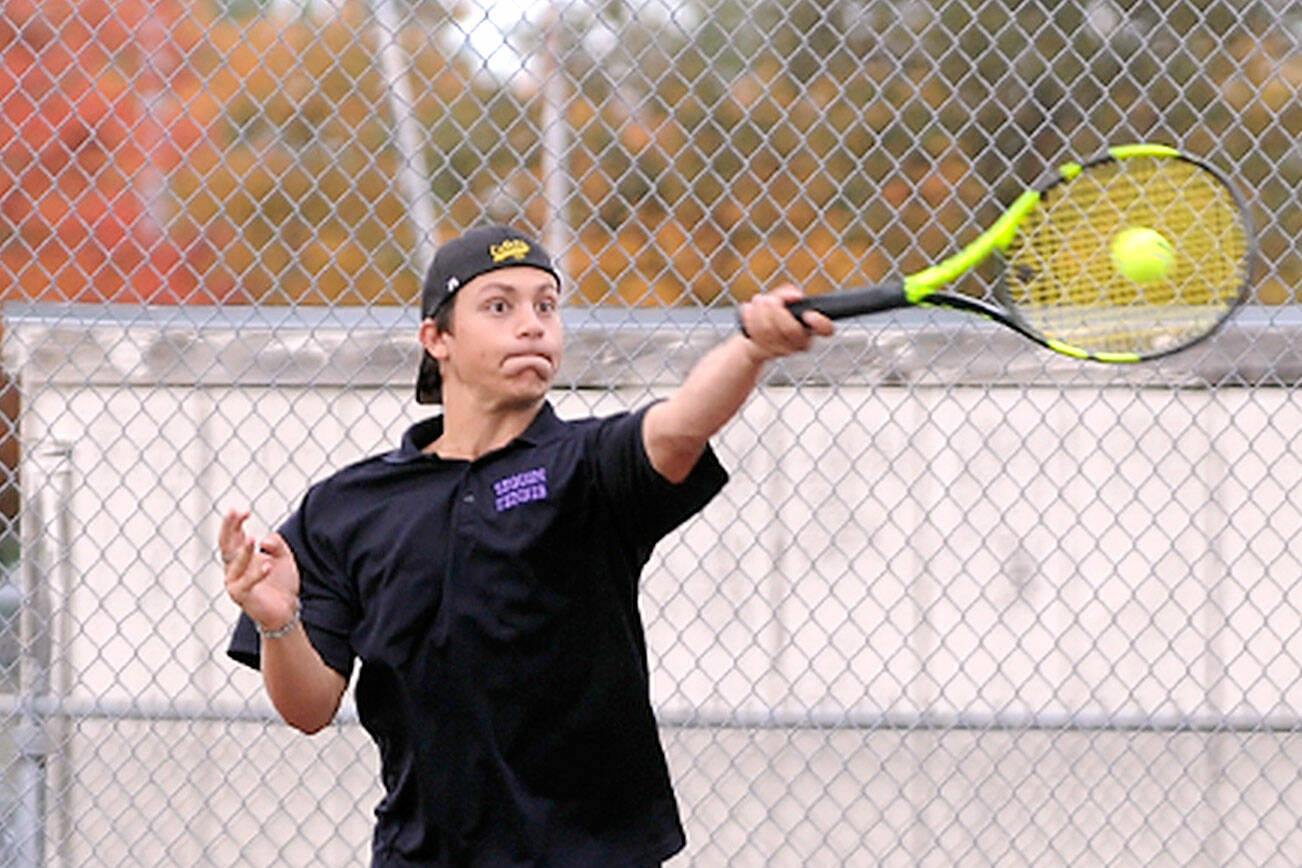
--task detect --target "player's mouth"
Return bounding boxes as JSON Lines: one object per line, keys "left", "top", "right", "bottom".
{"left": 502, "top": 351, "right": 556, "bottom": 374}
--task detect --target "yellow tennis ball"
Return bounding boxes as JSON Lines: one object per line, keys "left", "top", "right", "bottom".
{"left": 1110, "top": 226, "right": 1174, "bottom": 283}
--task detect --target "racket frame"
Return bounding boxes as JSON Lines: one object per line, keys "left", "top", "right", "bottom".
{"left": 786, "top": 143, "right": 1255, "bottom": 363}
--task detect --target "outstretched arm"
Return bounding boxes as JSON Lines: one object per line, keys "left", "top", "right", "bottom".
{"left": 643, "top": 285, "right": 833, "bottom": 483}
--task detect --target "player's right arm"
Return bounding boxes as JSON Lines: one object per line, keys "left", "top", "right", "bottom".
{"left": 642, "top": 285, "right": 832, "bottom": 483}
{"left": 221, "top": 508, "right": 346, "bottom": 734}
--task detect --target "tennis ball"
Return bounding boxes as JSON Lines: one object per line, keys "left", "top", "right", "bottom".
{"left": 1110, "top": 226, "right": 1174, "bottom": 283}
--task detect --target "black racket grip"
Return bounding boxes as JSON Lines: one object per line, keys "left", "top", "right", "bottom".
{"left": 787, "top": 280, "right": 910, "bottom": 322}
{"left": 737, "top": 280, "right": 911, "bottom": 336}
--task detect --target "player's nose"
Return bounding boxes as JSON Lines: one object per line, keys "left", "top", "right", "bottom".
{"left": 516, "top": 307, "right": 546, "bottom": 337}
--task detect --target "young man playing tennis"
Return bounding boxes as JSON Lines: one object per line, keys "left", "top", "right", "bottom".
{"left": 223, "top": 224, "right": 832, "bottom": 867}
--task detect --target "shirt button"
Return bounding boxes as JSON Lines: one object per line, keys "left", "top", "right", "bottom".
{"left": 463, "top": 492, "right": 475, "bottom": 504}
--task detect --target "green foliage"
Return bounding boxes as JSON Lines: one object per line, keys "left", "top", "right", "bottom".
{"left": 180, "top": 0, "right": 1301, "bottom": 306}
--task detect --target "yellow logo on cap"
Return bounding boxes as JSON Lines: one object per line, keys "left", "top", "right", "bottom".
{"left": 489, "top": 238, "right": 531, "bottom": 263}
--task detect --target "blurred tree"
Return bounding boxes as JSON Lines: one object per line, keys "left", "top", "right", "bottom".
{"left": 0, "top": 0, "right": 229, "bottom": 303}
{"left": 0, "top": 0, "right": 241, "bottom": 546}
{"left": 14, "top": 0, "right": 1288, "bottom": 314}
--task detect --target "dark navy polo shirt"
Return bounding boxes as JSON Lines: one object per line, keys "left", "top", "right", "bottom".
{"left": 228, "top": 402, "right": 727, "bottom": 867}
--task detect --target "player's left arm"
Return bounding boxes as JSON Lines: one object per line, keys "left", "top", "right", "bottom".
{"left": 643, "top": 284, "right": 833, "bottom": 483}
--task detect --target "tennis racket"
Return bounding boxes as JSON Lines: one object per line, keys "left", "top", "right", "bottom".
{"left": 778, "top": 144, "right": 1255, "bottom": 362}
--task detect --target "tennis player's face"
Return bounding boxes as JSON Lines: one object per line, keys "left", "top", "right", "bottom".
{"left": 433, "top": 266, "right": 563, "bottom": 407}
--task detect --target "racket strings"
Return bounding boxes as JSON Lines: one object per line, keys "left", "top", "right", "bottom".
{"left": 1004, "top": 156, "right": 1248, "bottom": 355}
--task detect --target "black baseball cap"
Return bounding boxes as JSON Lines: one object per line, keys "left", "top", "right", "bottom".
{"left": 416, "top": 225, "right": 561, "bottom": 404}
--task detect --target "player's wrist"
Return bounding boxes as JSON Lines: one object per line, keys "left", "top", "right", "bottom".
{"left": 256, "top": 597, "right": 302, "bottom": 640}
{"left": 736, "top": 332, "right": 777, "bottom": 364}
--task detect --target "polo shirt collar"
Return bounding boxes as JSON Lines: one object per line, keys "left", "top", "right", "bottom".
{"left": 385, "top": 401, "right": 563, "bottom": 464}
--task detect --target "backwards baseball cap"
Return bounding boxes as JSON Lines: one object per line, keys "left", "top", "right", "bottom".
{"left": 416, "top": 224, "right": 561, "bottom": 404}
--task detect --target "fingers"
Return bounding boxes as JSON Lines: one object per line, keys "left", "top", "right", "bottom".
{"left": 766, "top": 284, "right": 805, "bottom": 306}
{"left": 740, "top": 284, "right": 832, "bottom": 359}
{"left": 223, "top": 538, "right": 267, "bottom": 599}
{"left": 800, "top": 309, "right": 834, "bottom": 337}
{"left": 744, "top": 290, "right": 807, "bottom": 347}
{"left": 259, "top": 533, "right": 302, "bottom": 595}
{"left": 219, "top": 510, "right": 300, "bottom": 631}
{"left": 259, "top": 532, "right": 288, "bottom": 558}
{"left": 218, "top": 508, "right": 251, "bottom": 565}
{"left": 219, "top": 507, "right": 276, "bottom": 568}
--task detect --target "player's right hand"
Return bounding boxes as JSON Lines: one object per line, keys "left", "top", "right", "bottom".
{"left": 739, "top": 284, "right": 834, "bottom": 361}
{"left": 219, "top": 507, "right": 301, "bottom": 633}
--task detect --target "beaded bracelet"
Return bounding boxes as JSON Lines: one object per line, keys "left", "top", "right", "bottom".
{"left": 257, "top": 598, "right": 302, "bottom": 640}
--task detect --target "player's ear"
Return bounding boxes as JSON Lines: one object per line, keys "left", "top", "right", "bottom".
{"left": 419, "top": 318, "right": 450, "bottom": 363}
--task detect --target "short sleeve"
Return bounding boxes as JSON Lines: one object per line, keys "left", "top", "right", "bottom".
{"left": 587, "top": 404, "right": 728, "bottom": 549}
{"left": 225, "top": 484, "right": 359, "bottom": 680}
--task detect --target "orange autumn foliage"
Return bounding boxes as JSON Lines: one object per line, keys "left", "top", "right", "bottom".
{"left": 0, "top": 0, "right": 240, "bottom": 304}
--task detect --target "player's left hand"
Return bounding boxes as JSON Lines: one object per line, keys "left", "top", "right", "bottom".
{"left": 219, "top": 508, "right": 301, "bottom": 634}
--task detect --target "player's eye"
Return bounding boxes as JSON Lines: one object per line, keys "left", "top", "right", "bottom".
{"left": 537, "top": 298, "right": 558, "bottom": 315}
{"left": 486, "top": 298, "right": 509, "bottom": 315}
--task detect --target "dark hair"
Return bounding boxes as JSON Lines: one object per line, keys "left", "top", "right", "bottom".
{"left": 432, "top": 296, "right": 455, "bottom": 335}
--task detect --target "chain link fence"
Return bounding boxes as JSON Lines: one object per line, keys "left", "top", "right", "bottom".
{"left": 3, "top": 0, "right": 1302, "bottom": 864}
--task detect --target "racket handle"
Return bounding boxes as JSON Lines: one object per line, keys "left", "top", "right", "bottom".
{"left": 787, "top": 280, "right": 909, "bottom": 321}
{"left": 736, "top": 280, "right": 910, "bottom": 337}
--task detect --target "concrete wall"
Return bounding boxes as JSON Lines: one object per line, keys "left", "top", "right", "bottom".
{"left": 5, "top": 305, "right": 1301, "bottom": 866}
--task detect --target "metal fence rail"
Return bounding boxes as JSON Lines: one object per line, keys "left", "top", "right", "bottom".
{"left": 3, "top": 1, "right": 1302, "bottom": 866}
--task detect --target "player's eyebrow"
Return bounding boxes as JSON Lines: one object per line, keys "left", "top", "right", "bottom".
{"left": 471, "top": 279, "right": 559, "bottom": 297}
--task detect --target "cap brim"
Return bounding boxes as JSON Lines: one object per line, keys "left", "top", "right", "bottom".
{"left": 415, "top": 352, "right": 442, "bottom": 404}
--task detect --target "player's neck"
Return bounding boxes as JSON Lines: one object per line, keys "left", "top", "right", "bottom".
{"left": 425, "top": 393, "right": 544, "bottom": 461}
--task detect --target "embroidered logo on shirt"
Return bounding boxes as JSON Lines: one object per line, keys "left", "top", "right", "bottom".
{"left": 493, "top": 467, "right": 548, "bottom": 512}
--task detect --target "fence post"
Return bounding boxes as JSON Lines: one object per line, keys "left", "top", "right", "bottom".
{"left": 368, "top": 0, "right": 438, "bottom": 273}
{"left": 12, "top": 461, "right": 49, "bottom": 868}
{"left": 11, "top": 443, "right": 73, "bottom": 868}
